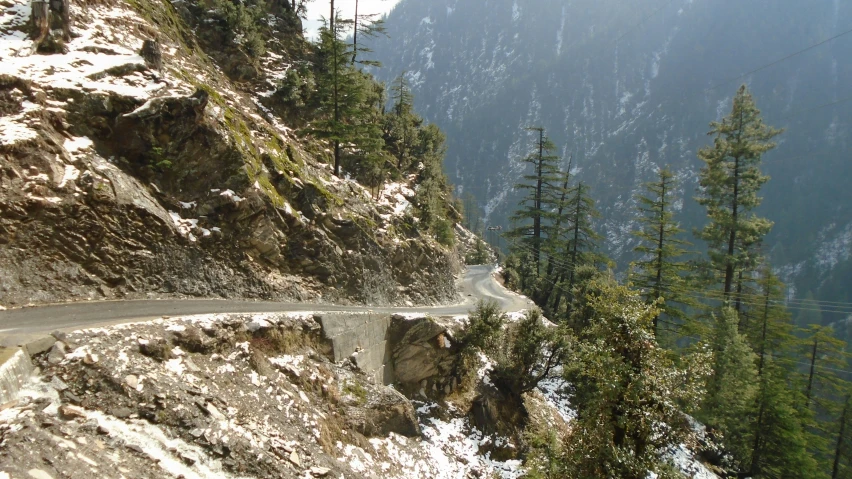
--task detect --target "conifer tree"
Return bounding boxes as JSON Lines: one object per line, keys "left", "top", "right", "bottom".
{"left": 385, "top": 74, "right": 420, "bottom": 171}
{"left": 696, "top": 85, "right": 782, "bottom": 316}
{"left": 350, "top": 0, "right": 386, "bottom": 65}
{"left": 631, "top": 166, "right": 694, "bottom": 338}
{"left": 702, "top": 307, "right": 759, "bottom": 469}
{"left": 534, "top": 166, "right": 572, "bottom": 313}
{"left": 801, "top": 325, "right": 848, "bottom": 410}
{"left": 560, "top": 281, "right": 710, "bottom": 478}
{"left": 507, "top": 127, "right": 561, "bottom": 276}
{"left": 749, "top": 358, "right": 820, "bottom": 478}
{"left": 832, "top": 394, "right": 852, "bottom": 479}
{"left": 553, "top": 182, "right": 603, "bottom": 322}
{"left": 748, "top": 265, "right": 796, "bottom": 376}
{"left": 310, "top": 8, "right": 383, "bottom": 177}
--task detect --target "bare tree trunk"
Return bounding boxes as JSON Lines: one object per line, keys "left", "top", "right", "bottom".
{"left": 30, "top": 1, "right": 50, "bottom": 44}
{"left": 58, "top": 0, "right": 71, "bottom": 41}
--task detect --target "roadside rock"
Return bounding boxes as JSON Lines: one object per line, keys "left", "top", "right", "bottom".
{"left": 388, "top": 315, "right": 461, "bottom": 398}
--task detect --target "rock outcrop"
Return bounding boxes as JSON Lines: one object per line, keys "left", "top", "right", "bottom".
{"left": 0, "top": 0, "right": 461, "bottom": 308}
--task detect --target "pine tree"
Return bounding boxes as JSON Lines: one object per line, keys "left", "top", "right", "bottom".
{"left": 749, "top": 357, "right": 820, "bottom": 478}
{"left": 696, "top": 85, "right": 782, "bottom": 317}
{"left": 832, "top": 394, "right": 852, "bottom": 479}
{"left": 553, "top": 182, "right": 603, "bottom": 323}
{"left": 412, "top": 123, "right": 455, "bottom": 245}
{"left": 701, "top": 307, "right": 759, "bottom": 470}
{"left": 309, "top": 7, "right": 383, "bottom": 177}
{"left": 801, "top": 325, "right": 848, "bottom": 411}
{"left": 350, "top": 0, "right": 386, "bottom": 65}
{"left": 747, "top": 265, "right": 796, "bottom": 376}
{"left": 534, "top": 165, "right": 572, "bottom": 313}
{"left": 384, "top": 74, "right": 420, "bottom": 171}
{"left": 507, "top": 127, "right": 561, "bottom": 276}
{"left": 631, "top": 166, "right": 694, "bottom": 338}
{"left": 560, "top": 280, "right": 710, "bottom": 479}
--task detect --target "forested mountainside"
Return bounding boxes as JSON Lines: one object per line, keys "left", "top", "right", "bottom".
{"left": 367, "top": 0, "right": 852, "bottom": 312}
{"left": 0, "top": 0, "right": 464, "bottom": 307}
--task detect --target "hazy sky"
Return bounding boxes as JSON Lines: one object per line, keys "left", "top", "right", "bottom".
{"left": 304, "top": 0, "right": 402, "bottom": 40}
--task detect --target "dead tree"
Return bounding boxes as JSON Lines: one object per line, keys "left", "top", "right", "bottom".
{"left": 30, "top": 0, "right": 72, "bottom": 52}
{"left": 140, "top": 39, "right": 163, "bottom": 71}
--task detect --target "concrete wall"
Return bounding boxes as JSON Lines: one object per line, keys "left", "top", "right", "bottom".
{"left": 0, "top": 349, "right": 34, "bottom": 404}
{"left": 315, "top": 313, "right": 395, "bottom": 385}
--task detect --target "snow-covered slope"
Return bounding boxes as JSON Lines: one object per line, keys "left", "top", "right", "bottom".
{"left": 0, "top": 0, "right": 461, "bottom": 307}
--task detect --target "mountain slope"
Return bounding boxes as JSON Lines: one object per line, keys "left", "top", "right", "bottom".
{"left": 0, "top": 0, "right": 461, "bottom": 307}
{"left": 369, "top": 0, "right": 852, "bottom": 307}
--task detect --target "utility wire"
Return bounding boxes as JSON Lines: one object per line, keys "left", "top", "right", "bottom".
{"left": 508, "top": 235, "right": 852, "bottom": 311}
{"left": 504, "top": 243, "right": 852, "bottom": 374}
{"left": 701, "top": 26, "right": 852, "bottom": 94}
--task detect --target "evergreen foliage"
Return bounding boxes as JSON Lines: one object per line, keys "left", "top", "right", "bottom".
{"left": 491, "top": 309, "right": 570, "bottom": 399}
{"left": 310, "top": 11, "right": 384, "bottom": 178}
{"left": 209, "top": 0, "right": 269, "bottom": 58}
{"left": 695, "top": 85, "right": 782, "bottom": 314}
{"left": 458, "top": 300, "right": 506, "bottom": 353}
{"left": 465, "top": 236, "right": 491, "bottom": 265}
{"left": 631, "top": 166, "right": 695, "bottom": 338}
{"left": 558, "top": 281, "right": 709, "bottom": 479}
{"left": 506, "top": 127, "right": 562, "bottom": 275}
{"left": 701, "top": 307, "right": 758, "bottom": 469}
{"left": 384, "top": 74, "right": 421, "bottom": 171}
{"left": 553, "top": 182, "right": 604, "bottom": 322}
{"left": 750, "top": 358, "right": 820, "bottom": 478}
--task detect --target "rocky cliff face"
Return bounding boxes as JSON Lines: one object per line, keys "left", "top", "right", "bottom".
{"left": 0, "top": 0, "right": 460, "bottom": 308}
{"left": 368, "top": 0, "right": 852, "bottom": 305}
{"left": 0, "top": 312, "right": 560, "bottom": 478}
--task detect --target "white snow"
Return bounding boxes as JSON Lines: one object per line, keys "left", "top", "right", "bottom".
{"left": 63, "top": 136, "right": 94, "bottom": 154}
{"left": 419, "top": 412, "right": 523, "bottom": 478}
{"left": 377, "top": 182, "right": 414, "bottom": 220}
{"left": 168, "top": 211, "right": 200, "bottom": 242}
{"left": 219, "top": 189, "right": 245, "bottom": 203}
{"left": 58, "top": 165, "right": 80, "bottom": 188}
{"left": 537, "top": 375, "right": 576, "bottom": 422}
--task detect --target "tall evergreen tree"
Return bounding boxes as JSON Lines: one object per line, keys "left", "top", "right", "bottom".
{"left": 631, "top": 166, "right": 694, "bottom": 338}
{"left": 801, "top": 325, "right": 848, "bottom": 411}
{"left": 696, "top": 85, "right": 782, "bottom": 316}
{"left": 350, "top": 0, "right": 386, "bottom": 65}
{"left": 507, "top": 127, "right": 561, "bottom": 276}
{"left": 535, "top": 165, "right": 572, "bottom": 314}
{"left": 832, "top": 394, "right": 852, "bottom": 479}
{"left": 384, "top": 74, "right": 420, "bottom": 171}
{"left": 747, "top": 265, "right": 796, "bottom": 376}
{"left": 560, "top": 281, "right": 709, "bottom": 479}
{"left": 554, "top": 181, "right": 603, "bottom": 322}
{"left": 749, "top": 357, "right": 820, "bottom": 478}
{"left": 309, "top": 7, "right": 383, "bottom": 177}
{"left": 701, "top": 307, "right": 759, "bottom": 470}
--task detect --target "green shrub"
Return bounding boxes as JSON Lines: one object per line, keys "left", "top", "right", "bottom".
{"left": 459, "top": 300, "right": 506, "bottom": 353}
{"left": 491, "top": 309, "right": 569, "bottom": 398}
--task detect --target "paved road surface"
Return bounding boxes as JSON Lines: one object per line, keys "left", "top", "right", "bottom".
{"left": 0, "top": 265, "right": 530, "bottom": 345}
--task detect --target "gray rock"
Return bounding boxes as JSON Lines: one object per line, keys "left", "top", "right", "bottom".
{"left": 27, "top": 470, "right": 55, "bottom": 479}
{"left": 124, "top": 374, "right": 138, "bottom": 390}
{"left": 46, "top": 342, "right": 66, "bottom": 364}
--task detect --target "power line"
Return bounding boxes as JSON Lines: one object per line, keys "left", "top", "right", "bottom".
{"left": 780, "top": 94, "right": 852, "bottom": 121}
{"left": 701, "top": 26, "right": 852, "bottom": 95}
{"left": 509, "top": 239, "right": 852, "bottom": 312}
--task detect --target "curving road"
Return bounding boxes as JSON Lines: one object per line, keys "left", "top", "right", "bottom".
{"left": 0, "top": 265, "right": 531, "bottom": 345}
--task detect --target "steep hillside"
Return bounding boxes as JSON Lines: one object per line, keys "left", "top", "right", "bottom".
{"left": 368, "top": 0, "right": 852, "bottom": 307}
{"left": 0, "top": 0, "right": 460, "bottom": 307}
